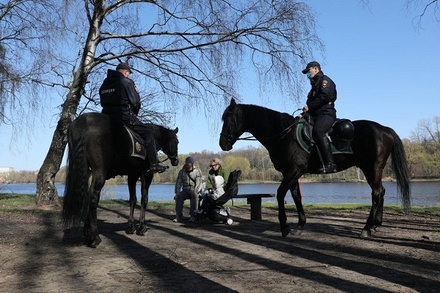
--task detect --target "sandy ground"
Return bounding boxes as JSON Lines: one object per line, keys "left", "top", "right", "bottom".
{"left": 0, "top": 203, "right": 439, "bottom": 293}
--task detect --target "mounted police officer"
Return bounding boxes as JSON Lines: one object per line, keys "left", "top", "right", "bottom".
{"left": 302, "top": 61, "right": 337, "bottom": 174}
{"left": 99, "top": 62, "right": 167, "bottom": 174}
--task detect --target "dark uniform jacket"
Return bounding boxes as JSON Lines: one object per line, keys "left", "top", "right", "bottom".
{"left": 306, "top": 71, "right": 337, "bottom": 118}
{"left": 99, "top": 69, "right": 141, "bottom": 125}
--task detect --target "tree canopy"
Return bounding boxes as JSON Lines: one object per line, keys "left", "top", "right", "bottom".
{"left": 1, "top": 0, "right": 321, "bottom": 204}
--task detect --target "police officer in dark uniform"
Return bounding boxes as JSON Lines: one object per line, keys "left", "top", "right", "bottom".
{"left": 99, "top": 62, "right": 167, "bottom": 174}
{"left": 302, "top": 61, "right": 337, "bottom": 173}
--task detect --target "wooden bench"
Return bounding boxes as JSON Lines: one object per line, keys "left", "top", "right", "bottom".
{"left": 232, "top": 193, "right": 275, "bottom": 220}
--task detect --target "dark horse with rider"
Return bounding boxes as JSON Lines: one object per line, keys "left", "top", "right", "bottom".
{"left": 220, "top": 98, "right": 410, "bottom": 239}
{"left": 62, "top": 62, "right": 179, "bottom": 247}
{"left": 219, "top": 62, "right": 410, "bottom": 239}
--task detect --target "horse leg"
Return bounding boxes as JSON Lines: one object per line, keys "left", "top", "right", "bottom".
{"left": 137, "top": 172, "right": 153, "bottom": 235}
{"left": 361, "top": 169, "right": 386, "bottom": 238}
{"left": 373, "top": 187, "right": 385, "bottom": 230}
{"left": 290, "top": 182, "right": 306, "bottom": 236}
{"left": 126, "top": 175, "right": 138, "bottom": 234}
{"left": 277, "top": 178, "right": 294, "bottom": 237}
{"left": 84, "top": 173, "right": 105, "bottom": 248}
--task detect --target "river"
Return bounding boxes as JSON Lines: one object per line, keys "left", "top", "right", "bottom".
{"left": 1, "top": 181, "right": 439, "bottom": 206}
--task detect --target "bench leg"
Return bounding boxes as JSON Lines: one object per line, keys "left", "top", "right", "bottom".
{"left": 247, "top": 197, "right": 262, "bottom": 220}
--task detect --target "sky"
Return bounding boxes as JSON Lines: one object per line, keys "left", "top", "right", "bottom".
{"left": 1, "top": 0, "right": 439, "bottom": 171}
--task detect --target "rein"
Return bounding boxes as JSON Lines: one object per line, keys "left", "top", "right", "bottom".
{"left": 235, "top": 135, "right": 257, "bottom": 141}
{"left": 159, "top": 153, "right": 178, "bottom": 163}
{"left": 222, "top": 118, "right": 300, "bottom": 145}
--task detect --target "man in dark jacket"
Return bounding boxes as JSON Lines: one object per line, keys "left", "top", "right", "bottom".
{"left": 99, "top": 62, "right": 167, "bottom": 174}
{"left": 302, "top": 61, "right": 337, "bottom": 173}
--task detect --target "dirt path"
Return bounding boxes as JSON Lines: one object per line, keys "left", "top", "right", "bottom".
{"left": 1, "top": 204, "right": 439, "bottom": 293}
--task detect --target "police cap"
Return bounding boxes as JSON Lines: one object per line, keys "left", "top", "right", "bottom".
{"left": 116, "top": 62, "right": 132, "bottom": 73}
{"left": 302, "top": 61, "right": 321, "bottom": 74}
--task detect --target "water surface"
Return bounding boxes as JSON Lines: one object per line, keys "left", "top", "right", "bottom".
{"left": 1, "top": 181, "right": 438, "bottom": 206}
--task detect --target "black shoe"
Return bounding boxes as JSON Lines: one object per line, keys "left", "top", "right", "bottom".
{"left": 148, "top": 164, "right": 169, "bottom": 174}
{"left": 317, "top": 162, "right": 337, "bottom": 174}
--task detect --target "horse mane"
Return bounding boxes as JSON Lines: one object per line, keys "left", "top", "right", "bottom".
{"left": 144, "top": 123, "right": 178, "bottom": 145}
{"left": 239, "top": 103, "right": 296, "bottom": 132}
{"left": 145, "top": 123, "right": 172, "bottom": 135}
{"left": 145, "top": 123, "right": 166, "bottom": 134}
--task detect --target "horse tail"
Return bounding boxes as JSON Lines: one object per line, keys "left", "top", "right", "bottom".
{"left": 389, "top": 128, "right": 411, "bottom": 212}
{"left": 62, "top": 121, "right": 90, "bottom": 227}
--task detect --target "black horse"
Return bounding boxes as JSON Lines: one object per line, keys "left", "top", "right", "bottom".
{"left": 62, "top": 112, "right": 179, "bottom": 247}
{"left": 219, "top": 98, "right": 410, "bottom": 238}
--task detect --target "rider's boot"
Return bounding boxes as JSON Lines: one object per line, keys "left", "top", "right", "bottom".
{"left": 146, "top": 143, "right": 168, "bottom": 174}
{"left": 316, "top": 136, "right": 337, "bottom": 174}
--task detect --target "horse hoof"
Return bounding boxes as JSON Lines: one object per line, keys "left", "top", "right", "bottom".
{"left": 281, "top": 225, "right": 291, "bottom": 238}
{"left": 360, "top": 229, "right": 371, "bottom": 238}
{"left": 136, "top": 227, "right": 149, "bottom": 236}
{"left": 125, "top": 228, "right": 136, "bottom": 234}
{"left": 291, "top": 227, "right": 303, "bottom": 236}
{"left": 85, "top": 235, "right": 102, "bottom": 248}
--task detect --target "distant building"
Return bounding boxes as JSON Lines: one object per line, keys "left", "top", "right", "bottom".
{"left": 0, "top": 167, "right": 14, "bottom": 174}
{"left": 0, "top": 167, "right": 14, "bottom": 183}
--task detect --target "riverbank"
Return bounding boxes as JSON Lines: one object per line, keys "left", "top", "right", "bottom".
{"left": 1, "top": 193, "right": 439, "bottom": 215}
{"left": 2, "top": 177, "right": 440, "bottom": 185}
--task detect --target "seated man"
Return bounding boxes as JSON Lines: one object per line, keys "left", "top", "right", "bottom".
{"left": 173, "top": 157, "right": 202, "bottom": 223}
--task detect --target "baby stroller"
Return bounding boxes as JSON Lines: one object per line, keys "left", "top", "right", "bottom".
{"left": 197, "top": 169, "right": 241, "bottom": 224}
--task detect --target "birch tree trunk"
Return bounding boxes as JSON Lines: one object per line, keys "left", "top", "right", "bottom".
{"left": 35, "top": 2, "right": 105, "bottom": 205}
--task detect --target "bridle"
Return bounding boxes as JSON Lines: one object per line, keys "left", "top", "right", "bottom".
{"left": 220, "top": 117, "right": 300, "bottom": 146}
{"left": 220, "top": 132, "right": 256, "bottom": 143}
{"left": 155, "top": 139, "right": 178, "bottom": 163}
{"left": 161, "top": 153, "right": 178, "bottom": 163}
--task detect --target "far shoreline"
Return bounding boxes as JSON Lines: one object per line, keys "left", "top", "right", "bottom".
{"left": 1, "top": 178, "right": 440, "bottom": 185}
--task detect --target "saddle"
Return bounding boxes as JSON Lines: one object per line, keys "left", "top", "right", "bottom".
{"left": 295, "top": 115, "right": 354, "bottom": 155}
{"left": 123, "top": 125, "right": 147, "bottom": 160}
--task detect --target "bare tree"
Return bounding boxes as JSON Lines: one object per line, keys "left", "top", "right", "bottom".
{"left": 0, "top": 0, "right": 60, "bottom": 126}
{"left": 410, "top": 116, "right": 440, "bottom": 154}
{"left": 405, "top": 0, "right": 440, "bottom": 27}
{"left": 23, "top": 1, "right": 322, "bottom": 205}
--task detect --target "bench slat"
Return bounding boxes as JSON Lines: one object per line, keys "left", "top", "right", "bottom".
{"left": 234, "top": 193, "right": 275, "bottom": 199}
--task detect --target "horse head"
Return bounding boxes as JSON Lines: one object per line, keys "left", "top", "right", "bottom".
{"left": 220, "top": 98, "right": 243, "bottom": 151}
{"left": 161, "top": 127, "right": 179, "bottom": 166}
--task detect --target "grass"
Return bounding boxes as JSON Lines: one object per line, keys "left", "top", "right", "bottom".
{"left": 1, "top": 194, "right": 439, "bottom": 217}
{"left": 0, "top": 194, "right": 36, "bottom": 206}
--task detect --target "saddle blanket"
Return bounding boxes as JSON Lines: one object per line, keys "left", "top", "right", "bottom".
{"left": 123, "top": 125, "right": 147, "bottom": 160}
{"left": 295, "top": 118, "right": 353, "bottom": 155}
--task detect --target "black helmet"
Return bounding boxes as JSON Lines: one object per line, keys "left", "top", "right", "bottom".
{"left": 334, "top": 120, "right": 354, "bottom": 140}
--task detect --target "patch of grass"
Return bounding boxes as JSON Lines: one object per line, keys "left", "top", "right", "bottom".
{"left": 0, "top": 194, "right": 35, "bottom": 206}
{"left": 1, "top": 194, "right": 439, "bottom": 217}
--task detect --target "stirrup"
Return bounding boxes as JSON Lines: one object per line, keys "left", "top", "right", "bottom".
{"left": 317, "top": 162, "right": 337, "bottom": 174}
{"left": 148, "top": 164, "right": 168, "bottom": 174}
